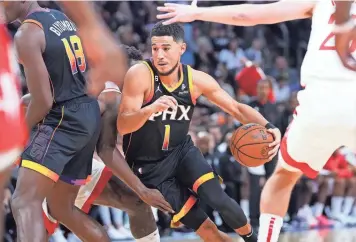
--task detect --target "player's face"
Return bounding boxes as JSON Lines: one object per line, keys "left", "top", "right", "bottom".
{"left": 257, "top": 81, "right": 270, "bottom": 100}
{"left": 1, "top": 1, "right": 22, "bottom": 23}
{"left": 151, "top": 36, "right": 186, "bottom": 76}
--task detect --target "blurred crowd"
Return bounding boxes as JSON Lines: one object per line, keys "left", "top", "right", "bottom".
{"left": 5, "top": 1, "right": 356, "bottom": 241}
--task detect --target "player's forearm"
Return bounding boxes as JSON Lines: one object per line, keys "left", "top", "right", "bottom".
{"left": 335, "top": 1, "right": 354, "bottom": 25}
{"left": 25, "top": 100, "right": 51, "bottom": 130}
{"left": 59, "top": 1, "right": 104, "bottom": 27}
{"left": 234, "top": 103, "right": 269, "bottom": 126}
{"left": 195, "top": 4, "right": 282, "bottom": 26}
{"left": 117, "top": 106, "right": 154, "bottom": 135}
{"left": 100, "top": 148, "right": 147, "bottom": 195}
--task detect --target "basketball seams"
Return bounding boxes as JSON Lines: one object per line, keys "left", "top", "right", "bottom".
{"left": 238, "top": 141, "right": 271, "bottom": 160}
{"left": 234, "top": 125, "right": 262, "bottom": 146}
{"left": 229, "top": 124, "right": 274, "bottom": 166}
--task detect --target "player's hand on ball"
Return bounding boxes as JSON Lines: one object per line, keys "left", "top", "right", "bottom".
{"left": 157, "top": 0, "right": 198, "bottom": 25}
{"left": 139, "top": 188, "right": 175, "bottom": 214}
{"left": 151, "top": 95, "right": 178, "bottom": 113}
{"left": 267, "top": 128, "right": 281, "bottom": 160}
{"left": 335, "top": 25, "right": 356, "bottom": 71}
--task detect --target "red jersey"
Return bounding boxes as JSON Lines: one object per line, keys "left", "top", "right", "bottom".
{"left": 0, "top": 24, "right": 27, "bottom": 157}
{"left": 324, "top": 150, "right": 353, "bottom": 178}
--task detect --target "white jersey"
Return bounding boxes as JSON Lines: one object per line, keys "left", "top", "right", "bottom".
{"left": 301, "top": 0, "right": 356, "bottom": 83}
{"left": 102, "top": 81, "right": 121, "bottom": 94}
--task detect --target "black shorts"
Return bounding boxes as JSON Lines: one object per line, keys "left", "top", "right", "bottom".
{"left": 131, "top": 136, "right": 219, "bottom": 226}
{"left": 21, "top": 96, "right": 101, "bottom": 185}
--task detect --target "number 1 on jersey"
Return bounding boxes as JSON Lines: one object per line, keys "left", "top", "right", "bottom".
{"left": 162, "top": 125, "right": 171, "bottom": 151}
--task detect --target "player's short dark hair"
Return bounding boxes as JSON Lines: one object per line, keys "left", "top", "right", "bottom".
{"left": 121, "top": 45, "right": 143, "bottom": 62}
{"left": 150, "top": 21, "right": 184, "bottom": 42}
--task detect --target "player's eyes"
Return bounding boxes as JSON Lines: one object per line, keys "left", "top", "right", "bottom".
{"left": 164, "top": 48, "right": 170, "bottom": 51}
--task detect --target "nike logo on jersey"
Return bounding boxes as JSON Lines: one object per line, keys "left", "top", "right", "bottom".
{"left": 149, "top": 105, "right": 191, "bottom": 121}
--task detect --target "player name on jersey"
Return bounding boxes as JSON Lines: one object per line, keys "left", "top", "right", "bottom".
{"left": 50, "top": 20, "right": 77, "bottom": 37}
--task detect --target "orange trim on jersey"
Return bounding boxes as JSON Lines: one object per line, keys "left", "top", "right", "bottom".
{"left": 22, "top": 19, "right": 43, "bottom": 30}
{"left": 124, "top": 133, "right": 133, "bottom": 158}
{"left": 161, "top": 64, "right": 184, "bottom": 92}
{"left": 142, "top": 61, "right": 155, "bottom": 104}
{"left": 21, "top": 160, "right": 59, "bottom": 182}
{"left": 192, "top": 172, "right": 215, "bottom": 193}
{"left": 171, "top": 195, "right": 197, "bottom": 228}
{"left": 48, "top": 76, "right": 56, "bottom": 103}
{"left": 187, "top": 65, "right": 196, "bottom": 105}
{"left": 42, "top": 106, "right": 64, "bottom": 160}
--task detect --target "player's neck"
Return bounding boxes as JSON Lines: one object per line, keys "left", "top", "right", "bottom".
{"left": 18, "top": 2, "right": 42, "bottom": 22}
{"left": 159, "top": 68, "right": 180, "bottom": 88}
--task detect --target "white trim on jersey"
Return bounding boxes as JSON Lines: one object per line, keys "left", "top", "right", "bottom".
{"left": 102, "top": 81, "right": 121, "bottom": 94}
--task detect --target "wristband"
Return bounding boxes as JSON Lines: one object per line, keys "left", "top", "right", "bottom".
{"left": 333, "top": 18, "right": 356, "bottom": 34}
{"left": 265, "top": 123, "right": 276, "bottom": 129}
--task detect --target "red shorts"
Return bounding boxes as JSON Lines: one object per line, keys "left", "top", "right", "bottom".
{"left": 42, "top": 159, "right": 112, "bottom": 235}
{"left": 0, "top": 24, "right": 27, "bottom": 170}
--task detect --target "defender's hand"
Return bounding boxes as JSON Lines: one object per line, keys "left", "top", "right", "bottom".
{"left": 78, "top": 26, "right": 128, "bottom": 96}
{"left": 157, "top": 0, "right": 199, "bottom": 25}
{"left": 139, "top": 188, "right": 175, "bottom": 214}
{"left": 267, "top": 128, "right": 281, "bottom": 160}
{"left": 335, "top": 25, "right": 356, "bottom": 71}
{"left": 151, "top": 95, "right": 178, "bottom": 113}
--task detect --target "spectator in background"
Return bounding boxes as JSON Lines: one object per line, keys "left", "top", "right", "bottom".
{"left": 215, "top": 63, "right": 236, "bottom": 99}
{"left": 273, "top": 74, "right": 291, "bottom": 103}
{"left": 181, "top": 23, "right": 198, "bottom": 66}
{"left": 98, "top": 206, "right": 133, "bottom": 240}
{"left": 268, "top": 56, "right": 299, "bottom": 84}
{"left": 248, "top": 79, "right": 279, "bottom": 125}
{"left": 117, "top": 25, "right": 141, "bottom": 48}
{"left": 210, "top": 25, "right": 230, "bottom": 52}
{"left": 194, "top": 36, "right": 218, "bottom": 73}
{"left": 219, "top": 39, "right": 246, "bottom": 72}
{"left": 277, "top": 91, "right": 298, "bottom": 135}
{"left": 245, "top": 38, "right": 263, "bottom": 67}
{"left": 324, "top": 148, "right": 356, "bottom": 226}
{"left": 247, "top": 79, "right": 279, "bottom": 229}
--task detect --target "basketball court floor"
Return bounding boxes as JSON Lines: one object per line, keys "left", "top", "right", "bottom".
{"left": 156, "top": 228, "right": 356, "bottom": 242}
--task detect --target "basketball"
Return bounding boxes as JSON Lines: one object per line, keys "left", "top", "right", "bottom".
{"left": 229, "top": 123, "right": 274, "bottom": 167}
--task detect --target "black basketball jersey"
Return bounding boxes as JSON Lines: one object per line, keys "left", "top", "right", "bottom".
{"left": 123, "top": 59, "right": 195, "bottom": 163}
{"left": 21, "top": 9, "right": 87, "bottom": 103}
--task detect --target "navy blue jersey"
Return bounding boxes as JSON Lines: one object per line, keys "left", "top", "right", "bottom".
{"left": 21, "top": 9, "right": 87, "bottom": 103}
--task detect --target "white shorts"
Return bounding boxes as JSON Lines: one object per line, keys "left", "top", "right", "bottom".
{"left": 42, "top": 157, "right": 112, "bottom": 234}
{"left": 279, "top": 79, "right": 356, "bottom": 178}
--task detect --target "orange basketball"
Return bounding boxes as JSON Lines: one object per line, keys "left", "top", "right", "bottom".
{"left": 229, "top": 123, "right": 274, "bottom": 167}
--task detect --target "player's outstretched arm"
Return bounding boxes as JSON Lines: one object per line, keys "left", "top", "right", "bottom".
{"left": 59, "top": 2, "right": 128, "bottom": 95}
{"left": 15, "top": 23, "right": 53, "bottom": 130}
{"left": 117, "top": 64, "right": 155, "bottom": 135}
{"left": 334, "top": 1, "right": 356, "bottom": 71}
{"left": 59, "top": 1, "right": 104, "bottom": 28}
{"left": 193, "top": 69, "right": 281, "bottom": 157}
{"left": 157, "top": 0, "right": 314, "bottom": 26}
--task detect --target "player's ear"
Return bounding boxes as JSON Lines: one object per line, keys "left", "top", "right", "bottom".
{"left": 180, "top": 43, "right": 187, "bottom": 55}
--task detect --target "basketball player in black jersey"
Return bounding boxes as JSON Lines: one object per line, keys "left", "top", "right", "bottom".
{"left": 57, "top": 1, "right": 128, "bottom": 96}
{"left": 22, "top": 45, "right": 170, "bottom": 241}
{"left": 118, "top": 22, "right": 281, "bottom": 242}
{"left": 2, "top": 2, "right": 110, "bottom": 242}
